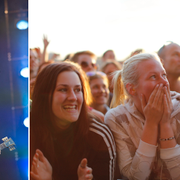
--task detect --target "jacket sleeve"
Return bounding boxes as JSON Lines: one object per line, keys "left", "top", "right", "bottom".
{"left": 160, "top": 144, "right": 180, "bottom": 179}
{"left": 160, "top": 115, "right": 180, "bottom": 180}
{"left": 105, "top": 111, "right": 157, "bottom": 180}
{"left": 88, "top": 119, "right": 117, "bottom": 180}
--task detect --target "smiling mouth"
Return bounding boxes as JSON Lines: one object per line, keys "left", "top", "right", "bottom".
{"left": 64, "top": 105, "right": 77, "bottom": 110}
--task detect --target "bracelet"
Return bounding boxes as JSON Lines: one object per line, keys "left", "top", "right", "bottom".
{"left": 159, "top": 136, "right": 175, "bottom": 141}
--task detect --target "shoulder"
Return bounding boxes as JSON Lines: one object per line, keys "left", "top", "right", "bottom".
{"left": 104, "top": 104, "right": 126, "bottom": 122}
{"left": 90, "top": 108, "right": 104, "bottom": 122}
{"left": 171, "top": 91, "right": 180, "bottom": 117}
{"left": 88, "top": 118, "right": 116, "bottom": 147}
{"left": 89, "top": 118, "right": 114, "bottom": 138}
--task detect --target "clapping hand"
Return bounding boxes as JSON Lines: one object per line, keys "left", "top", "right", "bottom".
{"left": 78, "top": 158, "right": 93, "bottom": 180}
{"left": 30, "top": 149, "right": 52, "bottom": 180}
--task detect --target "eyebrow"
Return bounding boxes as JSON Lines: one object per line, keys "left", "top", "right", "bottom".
{"left": 147, "top": 70, "right": 166, "bottom": 75}
{"left": 56, "top": 84, "right": 82, "bottom": 87}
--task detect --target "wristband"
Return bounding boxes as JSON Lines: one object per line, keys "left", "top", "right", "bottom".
{"left": 159, "top": 136, "right": 175, "bottom": 141}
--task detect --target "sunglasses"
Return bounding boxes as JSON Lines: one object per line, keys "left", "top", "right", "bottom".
{"left": 80, "top": 61, "right": 96, "bottom": 68}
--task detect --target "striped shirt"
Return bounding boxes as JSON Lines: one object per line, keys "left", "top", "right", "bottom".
{"left": 53, "top": 118, "right": 117, "bottom": 180}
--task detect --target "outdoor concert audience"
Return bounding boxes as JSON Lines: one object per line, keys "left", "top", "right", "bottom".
{"left": 30, "top": 35, "right": 180, "bottom": 180}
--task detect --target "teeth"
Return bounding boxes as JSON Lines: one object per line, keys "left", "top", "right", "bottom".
{"left": 64, "top": 106, "right": 76, "bottom": 109}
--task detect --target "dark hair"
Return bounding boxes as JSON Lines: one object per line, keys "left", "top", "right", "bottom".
{"left": 101, "top": 60, "right": 122, "bottom": 73}
{"left": 30, "top": 61, "right": 90, "bottom": 167}
{"left": 102, "top": 49, "right": 114, "bottom": 58}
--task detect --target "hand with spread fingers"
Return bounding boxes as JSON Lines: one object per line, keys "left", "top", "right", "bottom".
{"left": 160, "top": 84, "right": 173, "bottom": 125}
{"left": 141, "top": 83, "right": 164, "bottom": 126}
{"left": 30, "top": 149, "right": 52, "bottom": 180}
{"left": 77, "top": 158, "right": 93, "bottom": 180}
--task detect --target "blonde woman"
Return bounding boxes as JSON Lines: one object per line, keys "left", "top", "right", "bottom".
{"left": 104, "top": 53, "right": 180, "bottom": 180}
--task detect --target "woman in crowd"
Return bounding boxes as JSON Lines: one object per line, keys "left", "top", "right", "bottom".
{"left": 30, "top": 62, "right": 116, "bottom": 180}
{"left": 105, "top": 53, "right": 180, "bottom": 180}
{"left": 101, "top": 60, "right": 122, "bottom": 106}
{"left": 87, "top": 71, "right": 110, "bottom": 115}
{"left": 101, "top": 60, "right": 122, "bottom": 94}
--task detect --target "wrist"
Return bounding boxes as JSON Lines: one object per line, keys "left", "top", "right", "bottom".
{"left": 145, "top": 120, "right": 159, "bottom": 129}
{"left": 159, "top": 122, "right": 171, "bottom": 129}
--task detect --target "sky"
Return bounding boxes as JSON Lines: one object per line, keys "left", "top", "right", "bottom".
{"left": 29, "top": 0, "right": 180, "bottom": 61}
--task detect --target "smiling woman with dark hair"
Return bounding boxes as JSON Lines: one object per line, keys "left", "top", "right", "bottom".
{"left": 30, "top": 61, "right": 116, "bottom": 180}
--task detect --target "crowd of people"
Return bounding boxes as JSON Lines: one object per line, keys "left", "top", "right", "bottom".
{"left": 30, "top": 37, "right": 180, "bottom": 180}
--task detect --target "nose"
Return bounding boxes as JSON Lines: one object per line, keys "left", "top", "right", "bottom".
{"left": 68, "top": 89, "right": 77, "bottom": 100}
{"left": 99, "top": 86, "right": 106, "bottom": 93}
{"left": 86, "top": 64, "right": 94, "bottom": 72}
{"left": 159, "top": 75, "right": 169, "bottom": 86}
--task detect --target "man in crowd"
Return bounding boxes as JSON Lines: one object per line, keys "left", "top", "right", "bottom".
{"left": 158, "top": 42, "right": 180, "bottom": 92}
{"left": 70, "top": 50, "right": 97, "bottom": 73}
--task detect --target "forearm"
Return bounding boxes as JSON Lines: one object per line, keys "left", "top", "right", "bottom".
{"left": 40, "top": 46, "right": 47, "bottom": 63}
{"left": 121, "top": 140, "right": 157, "bottom": 180}
{"left": 160, "top": 144, "right": 180, "bottom": 180}
{"left": 141, "top": 121, "right": 158, "bottom": 145}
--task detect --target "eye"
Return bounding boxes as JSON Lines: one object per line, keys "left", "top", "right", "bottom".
{"left": 150, "top": 75, "right": 156, "bottom": 79}
{"left": 74, "top": 88, "right": 82, "bottom": 92}
{"left": 162, "top": 74, "right": 167, "bottom": 78}
{"left": 58, "top": 88, "right": 67, "bottom": 92}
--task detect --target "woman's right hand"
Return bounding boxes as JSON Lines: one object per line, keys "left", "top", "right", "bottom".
{"left": 77, "top": 158, "right": 93, "bottom": 180}
{"left": 141, "top": 83, "right": 164, "bottom": 126}
{"left": 30, "top": 149, "right": 52, "bottom": 180}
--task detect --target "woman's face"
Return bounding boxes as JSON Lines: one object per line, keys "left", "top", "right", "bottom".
{"left": 103, "top": 64, "right": 119, "bottom": 92}
{"left": 90, "top": 77, "right": 109, "bottom": 105}
{"left": 134, "top": 58, "right": 169, "bottom": 105}
{"left": 52, "top": 71, "right": 83, "bottom": 129}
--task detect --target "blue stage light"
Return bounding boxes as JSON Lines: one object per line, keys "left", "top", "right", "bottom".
{"left": 16, "top": 20, "right": 28, "bottom": 30}
{"left": 20, "top": 67, "right": 28, "bottom": 78}
{"left": 23, "top": 117, "right": 29, "bottom": 128}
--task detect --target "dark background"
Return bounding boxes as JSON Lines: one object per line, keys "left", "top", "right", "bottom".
{"left": 0, "top": 0, "right": 28, "bottom": 179}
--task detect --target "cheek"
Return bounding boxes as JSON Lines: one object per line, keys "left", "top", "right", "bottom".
{"left": 138, "top": 83, "right": 155, "bottom": 101}
{"left": 91, "top": 89, "right": 98, "bottom": 95}
{"left": 77, "top": 93, "right": 83, "bottom": 105}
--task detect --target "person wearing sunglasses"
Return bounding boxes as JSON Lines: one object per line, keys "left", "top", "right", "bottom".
{"left": 70, "top": 51, "right": 97, "bottom": 73}
{"left": 158, "top": 41, "right": 180, "bottom": 93}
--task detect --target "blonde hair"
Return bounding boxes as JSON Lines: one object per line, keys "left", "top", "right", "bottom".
{"left": 110, "top": 53, "right": 161, "bottom": 108}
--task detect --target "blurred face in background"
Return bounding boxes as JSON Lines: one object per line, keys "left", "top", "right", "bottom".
{"left": 103, "top": 50, "right": 115, "bottom": 61}
{"left": 77, "top": 54, "right": 97, "bottom": 73}
{"left": 89, "top": 77, "right": 109, "bottom": 106}
{"left": 162, "top": 43, "right": 180, "bottom": 77}
{"left": 103, "top": 63, "right": 120, "bottom": 93}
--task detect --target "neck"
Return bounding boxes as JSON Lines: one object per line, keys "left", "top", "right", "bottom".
{"left": 168, "top": 75, "right": 180, "bottom": 92}
{"left": 133, "top": 97, "right": 145, "bottom": 119}
{"left": 91, "top": 103, "right": 107, "bottom": 114}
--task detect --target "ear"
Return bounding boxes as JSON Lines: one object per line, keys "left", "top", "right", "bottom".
{"left": 160, "top": 57, "right": 164, "bottom": 65}
{"left": 125, "top": 83, "right": 136, "bottom": 96}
